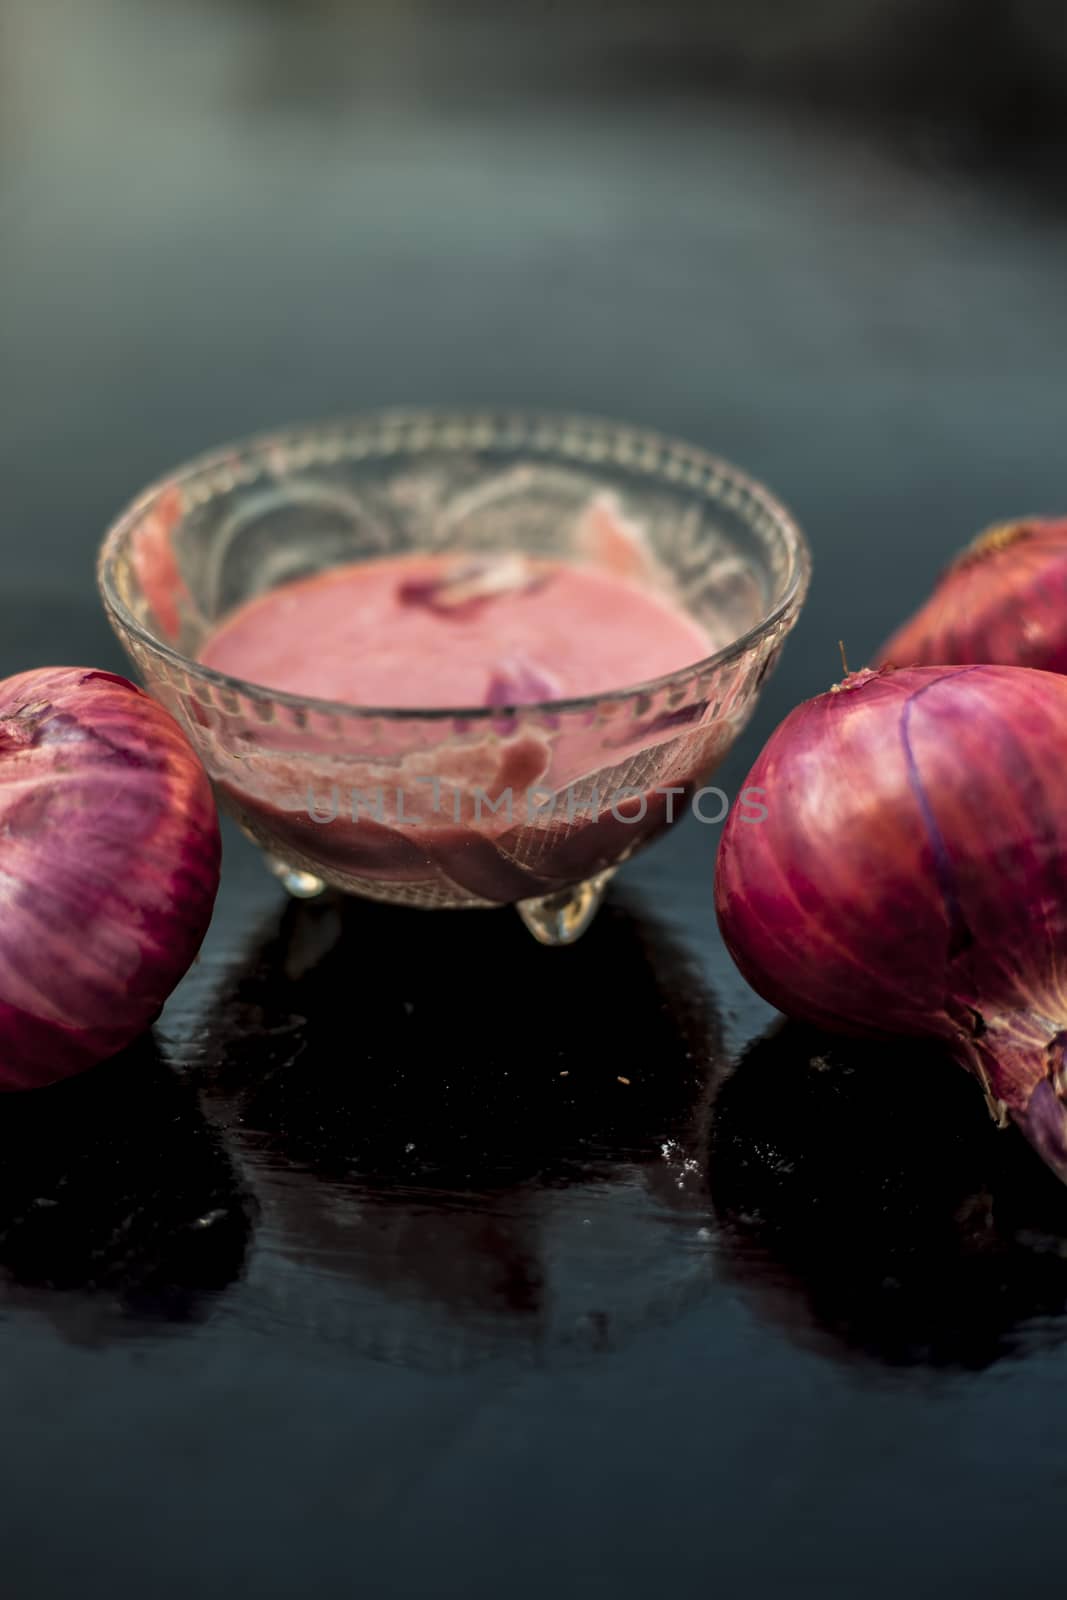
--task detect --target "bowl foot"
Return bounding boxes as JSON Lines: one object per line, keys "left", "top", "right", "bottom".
{"left": 265, "top": 854, "right": 328, "bottom": 899}
{"left": 516, "top": 869, "right": 616, "bottom": 946}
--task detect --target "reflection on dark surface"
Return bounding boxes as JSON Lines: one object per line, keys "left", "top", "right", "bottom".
{"left": 0, "top": 1040, "right": 256, "bottom": 1345}
{"left": 709, "top": 1022, "right": 1067, "bottom": 1371}
{"left": 197, "top": 892, "right": 721, "bottom": 1366}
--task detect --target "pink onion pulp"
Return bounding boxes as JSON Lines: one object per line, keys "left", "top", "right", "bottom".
{"left": 877, "top": 516, "right": 1067, "bottom": 671}
{"left": 0, "top": 668, "right": 221, "bottom": 1089}
{"left": 715, "top": 664, "right": 1067, "bottom": 1185}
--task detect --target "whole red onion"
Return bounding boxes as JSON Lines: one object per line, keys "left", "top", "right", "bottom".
{"left": 715, "top": 664, "right": 1067, "bottom": 1185}
{"left": 878, "top": 517, "right": 1067, "bottom": 671}
{"left": 0, "top": 668, "right": 220, "bottom": 1089}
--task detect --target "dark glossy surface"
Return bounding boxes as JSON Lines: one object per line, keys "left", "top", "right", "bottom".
{"left": 3, "top": 3, "right": 1067, "bottom": 1595}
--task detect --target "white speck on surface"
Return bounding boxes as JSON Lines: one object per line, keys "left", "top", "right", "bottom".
{"left": 192, "top": 1209, "right": 228, "bottom": 1230}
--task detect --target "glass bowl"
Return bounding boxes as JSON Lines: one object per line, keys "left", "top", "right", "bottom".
{"left": 98, "top": 411, "right": 810, "bottom": 943}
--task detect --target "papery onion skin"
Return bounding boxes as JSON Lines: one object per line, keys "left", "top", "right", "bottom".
{"left": 877, "top": 517, "right": 1067, "bottom": 671}
{"left": 0, "top": 668, "right": 221, "bottom": 1090}
{"left": 714, "top": 664, "right": 1067, "bottom": 1185}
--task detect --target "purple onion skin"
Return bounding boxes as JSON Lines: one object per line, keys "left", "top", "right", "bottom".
{"left": 715, "top": 664, "right": 1067, "bottom": 1185}
{"left": 877, "top": 517, "right": 1067, "bottom": 673}
{"left": 0, "top": 668, "right": 221, "bottom": 1089}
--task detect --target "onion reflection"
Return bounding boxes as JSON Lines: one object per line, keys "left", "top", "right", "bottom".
{"left": 708, "top": 1022, "right": 1067, "bottom": 1372}
{"left": 0, "top": 1038, "right": 256, "bottom": 1345}
{"left": 197, "top": 892, "right": 722, "bottom": 1368}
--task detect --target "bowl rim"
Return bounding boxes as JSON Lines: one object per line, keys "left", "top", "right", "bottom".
{"left": 97, "top": 408, "right": 812, "bottom": 724}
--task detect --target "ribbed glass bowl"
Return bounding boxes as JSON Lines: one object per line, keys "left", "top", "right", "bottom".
{"left": 98, "top": 412, "right": 810, "bottom": 943}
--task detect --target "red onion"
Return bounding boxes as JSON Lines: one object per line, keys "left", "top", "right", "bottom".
{"left": 878, "top": 517, "right": 1067, "bottom": 671}
{"left": 715, "top": 664, "right": 1067, "bottom": 1185}
{"left": 0, "top": 668, "right": 220, "bottom": 1089}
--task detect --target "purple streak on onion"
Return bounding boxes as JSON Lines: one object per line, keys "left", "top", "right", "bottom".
{"left": 714, "top": 663, "right": 1067, "bottom": 1185}
{"left": 0, "top": 667, "right": 221, "bottom": 1089}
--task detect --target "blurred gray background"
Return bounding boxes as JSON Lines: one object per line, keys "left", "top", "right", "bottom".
{"left": 3, "top": 0, "right": 1067, "bottom": 722}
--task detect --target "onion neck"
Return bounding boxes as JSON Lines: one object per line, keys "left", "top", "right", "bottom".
{"left": 954, "top": 519, "right": 1033, "bottom": 569}
{"left": 0, "top": 702, "right": 49, "bottom": 753}
{"left": 955, "top": 1008, "right": 1067, "bottom": 1185}
{"left": 0, "top": 719, "right": 32, "bottom": 755}
{"left": 1012, "top": 1079, "right": 1067, "bottom": 1187}
{"left": 830, "top": 665, "right": 895, "bottom": 695}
